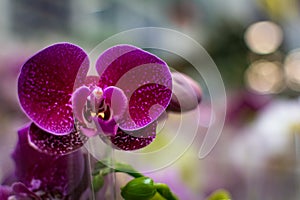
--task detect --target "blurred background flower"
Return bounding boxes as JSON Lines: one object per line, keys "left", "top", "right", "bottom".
{"left": 1, "top": 0, "right": 300, "bottom": 199}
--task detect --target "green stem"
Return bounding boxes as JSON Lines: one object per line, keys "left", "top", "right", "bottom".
{"left": 93, "top": 160, "right": 179, "bottom": 200}
{"left": 94, "top": 160, "right": 143, "bottom": 178}
{"left": 113, "top": 162, "right": 144, "bottom": 178}
{"left": 154, "top": 183, "right": 179, "bottom": 200}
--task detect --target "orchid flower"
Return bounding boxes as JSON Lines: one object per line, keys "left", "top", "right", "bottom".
{"left": 18, "top": 43, "right": 177, "bottom": 155}
{"left": 2, "top": 43, "right": 203, "bottom": 199}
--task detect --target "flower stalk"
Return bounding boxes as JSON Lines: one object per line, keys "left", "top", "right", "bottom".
{"left": 93, "top": 160, "right": 178, "bottom": 200}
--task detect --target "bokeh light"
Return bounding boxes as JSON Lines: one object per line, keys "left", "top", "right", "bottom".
{"left": 244, "top": 21, "right": 283, "bottom": 54}
{"left": 245, "top": 60, "right": 284, "bottom": 94}
{"left": 284, "top": 49, "right": 300, "bottom": 91}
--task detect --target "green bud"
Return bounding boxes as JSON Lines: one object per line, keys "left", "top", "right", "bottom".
{"left": 121, "top": 177, "right": 157, "bottom": 200}
{"left": 207, "top": 189, "right": 232, "bottom": 200}
{"left": 92, "top": 174, "right": 104, "bottom": 192}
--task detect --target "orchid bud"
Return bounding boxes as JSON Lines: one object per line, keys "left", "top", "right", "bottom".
{"left": 207, "top": 189, "right": 232, "bottom": 200}
{"left": 121, "top": 177, "right": 156, "bottom": 200}
{"left": 167, "top": 72, "right": 202, "bottom": 112}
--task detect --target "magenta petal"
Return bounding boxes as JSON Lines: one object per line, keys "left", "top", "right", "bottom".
{"left": 96, "top": 45, "right": 172, "bottom": 130}
{"left": 28, "top": 123, "right": 88, "bottom": 156}
{"left": 96, "top": 44, "right": 137, "bottom": 79}
{"left": 109, "top": 121, "right": 157, "bottom": 150}
{"left": 0, "top": 185, "right": 13, "bottom": 199}
{"left": 119, "top": 83, "right": 172, "bottom": 130}
{"left": 18, "top": 43, "right": 89, "bottom": 135}
{"left": 103, "top": 86, "right": 127, "bottom": 120}
{"left": 72, "top": 86, "right": 91, "bottom": 123}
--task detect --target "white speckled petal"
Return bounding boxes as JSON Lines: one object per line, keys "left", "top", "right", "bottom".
{"left": 28, "top": 123, "right": 88, "bottom": 156}
{"left": 96, "top": 45, "right": 172, "bottom": 131}
{"left": 109, "top": 121, "right": 157, "bottom": 150}
{"left": 18, "top": 43, "right": 89, "bottom": 135}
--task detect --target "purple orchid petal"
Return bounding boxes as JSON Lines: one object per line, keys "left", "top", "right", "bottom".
{"left": 12, "top": 125, "right": 85, "bottom": 197}
{"left": 28, "top": 123, "right": 88, "bottom": 156}
{"left": 72, "top": 86, "right": 91, "bottom": 124}
{"left": 18, "top": 43, "right": 89, "bottom": 135}
{"left": 0, "top": 185, "right": 12, "bottom": 199}
{"left": 96, "top": 44, "right": 137, "bottom": 78}
{"left": 121, "top": 83, "right": 172, "bottom": 130}
{"left": 109, "top": 121, "right": 157, "bottom": 150}
{"left": 96, "top": 45, "right": 172, "bottom": 131}
{"left": 103, "top": 86, "right": 127, "bottom": 120}
{"left": 167, "top": 72, "right": 202, "bottom": 112}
